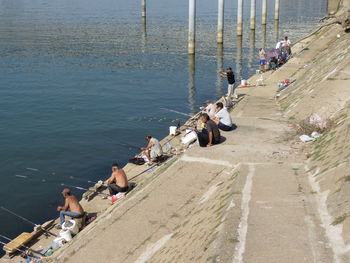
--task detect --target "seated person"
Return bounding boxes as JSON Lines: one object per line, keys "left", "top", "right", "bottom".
{"left": 213, "top": 102, "right": 235, "bottom": 131}
{"left": 270, "top": 57, "right": 278, "bottom": 70}
{"left": 196, "top": 113, "right": 221, "bottom": 147}
{"left": 140, "top": 135, "right": 163, "bottom": 165}
{"left": 200, "top": 100, "right": 216, "bottom": 118}
{"left": 57, "top": 188, "right": 84, "bottom": 227}
{"left": 105, "top": 163, "right": 129, "bottom": 196}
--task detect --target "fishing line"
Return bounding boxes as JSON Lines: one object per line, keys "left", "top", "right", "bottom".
{"left": 160, "top": 107, "right": 193, "bottom": 117}
{"left": 0, "top": 206, "right": 57, "bottom": 237}
{"left": 60, "top": 183, "right": 109, "bottom": 198}
{"left": 114, "top": 142, "right": 140, "bottom": 150}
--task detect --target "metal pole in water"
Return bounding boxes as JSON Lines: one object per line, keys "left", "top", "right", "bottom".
{"left": 237, "top": 0, "right": 243, "bottom": 36}
{"left": 141, "top": 0, "right": 146, "bottom": 17}
{"left": 274, "top": 0, "right": 280, "bottom": 20}
{"left": 217, "top": 0, "right": 224, "bottom": 44}
{"left": 188, "top": 0, "right": 196, "bottom": 54}
{"left": 262, "top": 0, "right": 267, "bottom": 25}
{"left": 250, "top": 0, "right": 256, "bottom": 30}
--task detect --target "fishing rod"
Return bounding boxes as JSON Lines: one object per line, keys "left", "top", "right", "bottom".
{"left": 0, "top": 234, "right": 46, "bottom": 256}
{"left": 0, "top": 240, "right": 28, "bottom": 256}
{"left": 68, "top": 176, "right": 101, "bottom": 186}
{"left": 160, "top": 107, "right": 193, "bottom": 117}
{"left": 128, "top": 165, "right": 157, "bottom": 181}
{"left": 129, "top": 116, "right": 186, "bottom": 123}
{"left": 0, "top": 206, "right": 57, "bottom": 237}
{"left": 60, "top": 183, "right": 110, "bottom": 198}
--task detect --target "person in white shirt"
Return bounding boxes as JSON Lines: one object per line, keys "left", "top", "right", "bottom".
{"left": 259, "top": 48, "right": 267, "bottom": 72}
{"left": 275, "top": 41, "right": 283, "bottom": 50}
{"left": 282, "top": 36, "right": 291, "bottom": 47}
{"left": 282, "top": 36, "right": 292, "bottom": 55}
{"left": 140, "top": 135, "right": 163, "bottom": 165}
{"left": 200, "top": 100, "right": 216, "bottom": 118}
{"left": 213, "top": 102, "right": 235, "bottom": 131}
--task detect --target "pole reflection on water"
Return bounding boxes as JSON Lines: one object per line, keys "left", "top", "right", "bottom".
{"left": 235, "top": 35, "right": 243, "bottom": 83}
{"left": 262, "top": 24, "right": 267, "bottom": 48}
{"left": 187, "top": 54, "right": 196, "bottom": 114}
{"left": 248, "top": 30, "right": 256, "bottom": 71}
{"left": 274, "top": 20, "right": 280, "bottom": 43}
{"left": 216, "top": 44, "right": 224, "bottom": 97}
{"left": 141, "top": 17, "right": 147, "bottom": 53}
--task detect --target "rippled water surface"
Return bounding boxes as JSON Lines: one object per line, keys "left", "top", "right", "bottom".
{"left": 0, "top": 0, "right": 326, "bottom": 244}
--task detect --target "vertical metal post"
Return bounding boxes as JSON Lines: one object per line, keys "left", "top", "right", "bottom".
{"left": 237, "top": 0, "right": 243, "bottom": 36}
{"left": 188, "top": 0, "right": 196, "bottom": 54}
{"left": 250, "top": 0, "right": 256, "bottom": 30}
{"left": 141, "top": 0, "right": 146, "bottom": 17}
{"left": 262, "top": 0, "right": 267, "bottom": 25}
{"left": 217, "top": 0, "right": 224, "bottom": 44}
{"left": 274, "top": 0, "right": 280, "bottom": 20}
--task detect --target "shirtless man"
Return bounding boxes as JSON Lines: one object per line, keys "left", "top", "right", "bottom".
{"left": 57, "top": 188, "right": 84, "bottom": 226}
{"left": 105, "top": 163, "right": 129, "bottom": 195}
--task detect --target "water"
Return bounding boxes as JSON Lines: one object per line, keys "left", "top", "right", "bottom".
{"left": 0, "top": 0, "right": 326, "bottom": 248}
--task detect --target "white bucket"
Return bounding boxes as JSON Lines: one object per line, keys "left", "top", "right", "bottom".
{"left": 62, "top": 219, "right": 79, "bottom": 235}
{"left": 181, "top": 130, "right": 197, "bottom": 144}
{"left": 241, "top": 80, "right": 247, "bottom": 86}
{"left": 169, "top": 126, "right": 177, "bottom": 136}
{"left": 53, "top": 237, "right": 66, "bottom": 247}
{"left": 256, "top": 69, "right": 260, "bottom": 74}
{"left": 60, "top": 229, "right": 72, "bottom": 242}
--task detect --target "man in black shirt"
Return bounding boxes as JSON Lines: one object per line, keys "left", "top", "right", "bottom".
{"left": 220, "top": 67, "right": 238, "bottom": 99}
{"left": 196, "top": 113, "right": 221, "bottom": 147}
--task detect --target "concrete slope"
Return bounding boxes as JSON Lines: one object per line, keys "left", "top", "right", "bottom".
{"left": 49, "top": 15, "right": 350, "bottom": 263}
{"left": 51, "top": 74, "right": 333, "bottom": 263}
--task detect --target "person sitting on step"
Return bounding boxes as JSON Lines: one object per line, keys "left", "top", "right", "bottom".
{"left": 57, "top": 188, "right": 85, "bottom": 228}
{"left": 196, "top": 113, "right": 221, "bottom": 147}
{"left": 140, "top": 135, "right": 163, "bottom": 165}
{"left": 105, "top": 163, "right": 129, "bottom": 196}
{"left": 200, "top": 100, "right": 216, "bottom": 118}
{"left": 213, "top": 102, "right": 236, "bottom": 131}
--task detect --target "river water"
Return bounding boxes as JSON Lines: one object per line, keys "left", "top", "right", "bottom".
{"left": 0, "top": 0, "right": 326, "bottom": 247}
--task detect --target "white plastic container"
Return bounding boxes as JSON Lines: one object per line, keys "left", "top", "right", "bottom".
{"left": 181, "top": 130, "right": 197, "bottom": 144}
{"left": 62, "top": 219, "right": 79, "bottom": 235}
{"left": 59, "top": 229, "right": 72, "bottom": 242}
{"left": 241, "top": 80, "right": 247, "bottom": 86}
{"left": 53, "top": 237, "right": 66, "bottom": 247}
{"left": 169, "top": 126, "right": 177, "bottom": 136}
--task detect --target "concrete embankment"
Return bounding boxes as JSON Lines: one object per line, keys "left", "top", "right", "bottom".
{"left": 12, "top": 2, "right": 349, "bottom": 263}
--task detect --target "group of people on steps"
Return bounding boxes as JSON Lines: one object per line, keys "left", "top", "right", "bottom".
{"left": 56, "top": 66, "right": 239, "bottom": 227}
